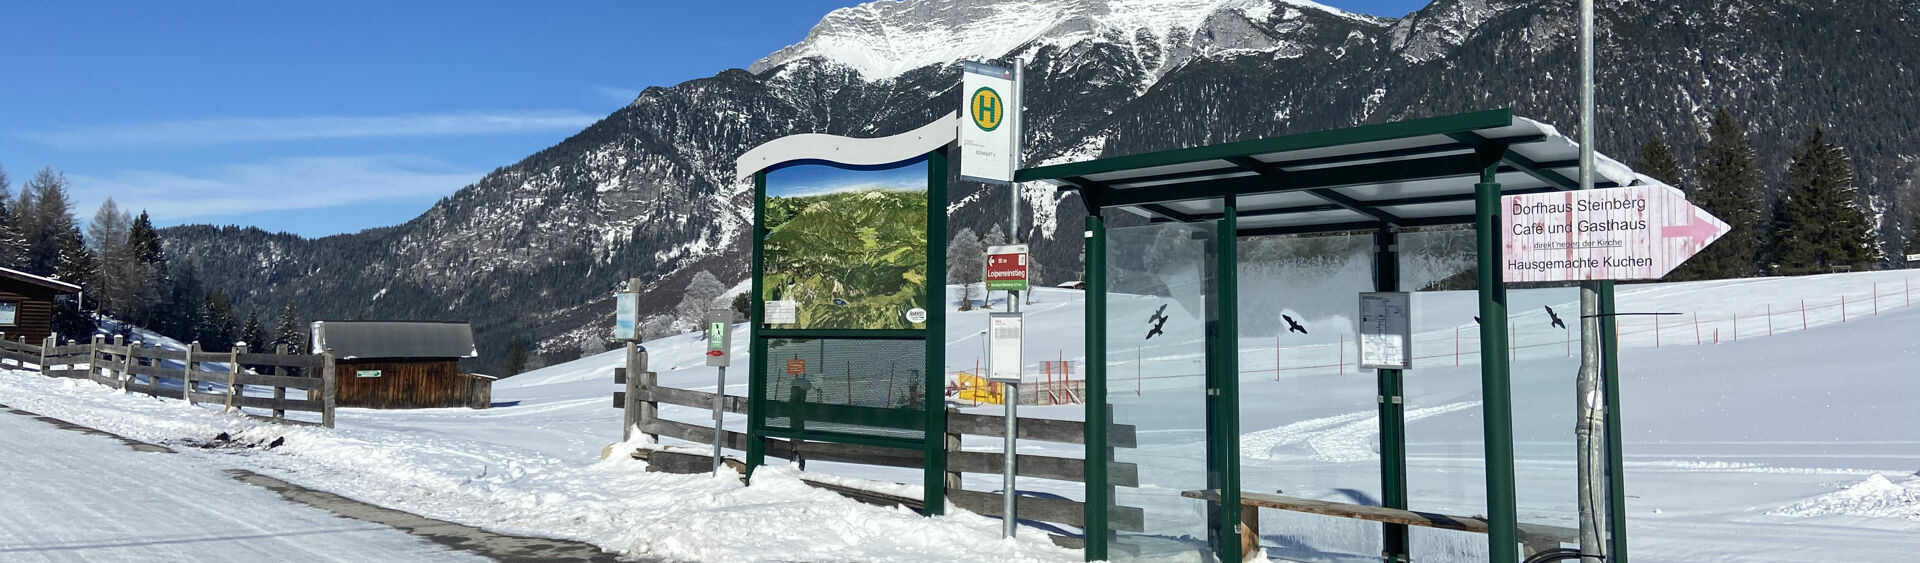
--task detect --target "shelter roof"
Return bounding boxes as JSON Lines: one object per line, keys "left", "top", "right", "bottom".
{"left": 311, "top": 320, "right": 477, "bottom": 360}
{"left": 1015, "top": 109, "right": 1649, "bottom": 235}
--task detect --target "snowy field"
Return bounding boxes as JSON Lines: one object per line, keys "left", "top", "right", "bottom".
{"left": 2, "top": 270, "right": 1918, "bottom": 562}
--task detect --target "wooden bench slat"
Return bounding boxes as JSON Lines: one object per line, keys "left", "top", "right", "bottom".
{"left": 1183, "top": 490, "right": 1577, "bottom": 544}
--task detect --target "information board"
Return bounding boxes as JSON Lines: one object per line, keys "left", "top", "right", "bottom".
{"left": 988, "top": 313, "right": 1023, "bottom": 383}
{"left": 1358, "top": 292, "right": 1412, "bottom": 370}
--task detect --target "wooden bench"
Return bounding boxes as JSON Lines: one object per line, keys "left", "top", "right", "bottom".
{"left": 1183, "top": 490, "right": 1577, "bottom": 558}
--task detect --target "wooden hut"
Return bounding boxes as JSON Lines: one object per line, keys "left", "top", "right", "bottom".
{"left": 0, "top": 267, "right": 80, "bottom": 346}
{"left": 311, "top": 320, "right": 492, "bottom": 409}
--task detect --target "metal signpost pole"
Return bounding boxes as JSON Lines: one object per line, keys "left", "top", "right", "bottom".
{"left": 1576, "top": 0, "right": 1609, "bottom": 559}
{"left": 1002, "top": 63, "right": 1023, "bottom": 540}
{"left": 707, "top": 309, "right": 734, "bottom": 475}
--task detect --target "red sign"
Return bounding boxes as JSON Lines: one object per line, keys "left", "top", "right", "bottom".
{"left": 785, "top": 358, "right": 807, "bottom": 375}
{"left": 985, "top": 244, "right": 1028, "bottom": 291}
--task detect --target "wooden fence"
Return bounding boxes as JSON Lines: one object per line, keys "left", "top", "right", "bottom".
{"left": 1, "top": 333, "right": 336, "bottom": 427}
{"left": 614, "top": 366, "right": 1143, "bottom": 546}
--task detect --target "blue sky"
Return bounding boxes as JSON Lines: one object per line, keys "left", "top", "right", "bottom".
{"left": 769, "top": 160, "right": 930, "bottom": 199}
{"left": 0, "top": 0, "right": 1427, "bottom": 238}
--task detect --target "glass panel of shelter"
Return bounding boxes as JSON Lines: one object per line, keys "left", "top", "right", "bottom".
{"left": 1103, "top": 204, "right": 1220, "bottom": 562}
{"left": 1236, "top": 231, "right": 1387, "bottom": 561}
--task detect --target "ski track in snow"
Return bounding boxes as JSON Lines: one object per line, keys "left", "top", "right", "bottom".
{"left": 1241, "top": 401, "right": 1480, "bottom": 463}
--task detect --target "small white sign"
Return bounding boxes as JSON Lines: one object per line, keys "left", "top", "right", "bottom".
{"left": 905, "top": 308, "right": 929, "bottom": 324}
{"left": 959, "top": 61, "right": 1017, "bottom": 184}
{"left": 613, "top": 292, "right": 639, "bottom": 341}
{"left": 1358, "top": 292, "right": 1412, "bottom": 370}
{"left": 988, "top": 313, "right": 1023, "bottom": 383}
{"left": 765, "top": 300, "right": 798, "bottom": 325}
{"left": 1908, "top": 253, "right": 1920, "bottom": 262}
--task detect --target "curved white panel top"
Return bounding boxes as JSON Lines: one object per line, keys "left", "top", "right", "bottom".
{"left": 735, "top": 112, "right": 957, "bottom": 179}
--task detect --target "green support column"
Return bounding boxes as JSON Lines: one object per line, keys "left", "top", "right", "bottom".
{"left": 1211, "top": 201, "right": 1242, "bottom": 563}
{"left": 1599, "top": 280, "right": 1628, "bottom": 562}
{"left": 1083, "top": 210, "right": 1110, "bottom": 562}
{"left": 924, "top": 149, "right": 949, "bottom": 515}
{"left": 747, "top": 171, "right": 768, "bottom": 481}
{"left": 1474, "top": 160, "right": 1519, "bottom": 563}
{"left": 1374, "top": 228, "right": 1410, "bottom": 562}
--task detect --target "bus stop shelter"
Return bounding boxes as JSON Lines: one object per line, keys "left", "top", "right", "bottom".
{"left": 1015, "top": 109, "right": 1633, "bottom": 563}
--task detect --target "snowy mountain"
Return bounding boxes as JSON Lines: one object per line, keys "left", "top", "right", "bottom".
{"left": 159, "top": 0, "right": 1920, "bottom": 374}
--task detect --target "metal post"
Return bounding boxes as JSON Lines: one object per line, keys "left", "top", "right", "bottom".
{"left": 1475, "top": 156, "right": 1519, "bottom": 563}
{"left": 1576, "top": 1, "right": 1610, "bottom": 557}
{"left": 1000, "top": 62, "right": 1025, "bottom": 538}
{"left": 1374, "top": 228, "right": 1410, "bottom": 562}
{"left": 1083, "top": 211, "right": 1110, "bottom": 562}
{"left": 714, "top": 364, "right": 726, "bottom": 474}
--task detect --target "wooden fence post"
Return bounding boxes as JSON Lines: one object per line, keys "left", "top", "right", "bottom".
{"left": 184, "top": 341, "right": 199, "bottom": 403}
{"left": 273, "top": 344, "right": 289, "bottom": 421}
{"left": 89, "top": 335, "right": 102, "bottom": 382}
{"left": 227, "top": 343, "right": 244, "bottom": 413}
{"left": 945, "top": 406, "right": 963, "bottom": 492}
{"left": 321, "top": 349, "right": 336, "bottom": 428}
{"left": 40, "top": 335, "right": 53, "bottom": 376}
{"left": 111, "top": 335, "right": 125, "bottom": 385}
{"left": 121, "top": 339, "right": 137, "bottom": 390}
{"left": 623, "top": 344, "right": 646, "bottom": 441}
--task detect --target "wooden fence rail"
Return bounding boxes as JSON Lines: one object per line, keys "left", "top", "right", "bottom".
{"left": 616, "top": 366, "right": 1146, "bottom": 537}
{"left": 3, "top": 333, "right": 336, "bottom": 428}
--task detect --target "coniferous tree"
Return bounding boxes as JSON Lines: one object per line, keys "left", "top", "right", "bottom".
{"left": 22, "top": 167, "right": 76, "bottom": 276}
{"left": 125, "top": 211, "right": 172, "bottom": 330}
{"left": 86, "top": 199, "right": 135, "bottom": 316}
{"left": 504, "top": 336, "right": 529, "bottom": 376}
{"left": 240, "top": 308, "right": 266, "bottom": 351}
{"left": 1636, "top": 134, "right": 1684, "bottom": 186}
{"left": 1772, "top": 126, "right": 1879, "bottom": 274}
{"left": 196, "top": 289, "right": 236, "bottom": 351}
{"left": 272, "top": 302, "right": 306, "bottom": 354}
{"left": 1672, "top": 109, "right": 1764, "bottom": 280}
{"left": 0, "top": 170, "right": 27, "bottom": 271}
{"left": 51, "top": 225, "right": 98, "bottom": 340}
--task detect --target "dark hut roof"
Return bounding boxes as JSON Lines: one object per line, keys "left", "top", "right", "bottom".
{"left": 311, "top": 321, "right": 477, "bottom": 360}
{"left": 0, "top": 266, "right": 81, "bottom": 293}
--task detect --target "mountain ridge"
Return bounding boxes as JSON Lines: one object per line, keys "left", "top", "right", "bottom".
{"left": 159, "top": 0, "right": 1920, "bottom": 374}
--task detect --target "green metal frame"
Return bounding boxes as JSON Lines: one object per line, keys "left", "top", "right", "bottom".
{"left": 743, "top": 149, "right": 950, "bottom": 516}
{"left": 1473, "top": 147, "right": 1520, "bottom": 563}
{"left": 1209, "top": 200, "right": 1242, "bottom": 563}
{"left": 1082, "top": 210, "right": 1110, "bottom": 561}
{"left": 1600, "top": 281, "right": 1628, "bottom": 562}
{"left": 1020, "top": 109, "right": 1637, "bottom": 563}
{"left": 1374, "top": 228, "right": 1411, "bottom": 562}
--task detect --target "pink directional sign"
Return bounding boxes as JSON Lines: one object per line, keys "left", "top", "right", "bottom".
{"left": 1502, "top": 183, "right": 1730, "bottom": 282}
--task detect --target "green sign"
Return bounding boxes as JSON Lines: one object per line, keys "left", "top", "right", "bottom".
{"left": 355, "top": 370, "right": 382, "bottom": 378}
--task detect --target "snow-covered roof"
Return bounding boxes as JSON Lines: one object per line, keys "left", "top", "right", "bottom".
{"left": 311, "top": 320, "right": 478, "bottom": 360}
{"left": 1019, "top": 109, "right": 1645, "bottom": 236}
{"left": 0, "top": 266, "right": 81, "bottom": 294}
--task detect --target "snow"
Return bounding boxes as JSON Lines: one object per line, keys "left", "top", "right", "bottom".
{"left": 3, "top": 269, "right": 1918, "bottom": 561}
{"left": 750, "top": 0, "right": 1381, "bottom": 80}
{"left": 0, "top": 409, "right": 483, "bottom": 562}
